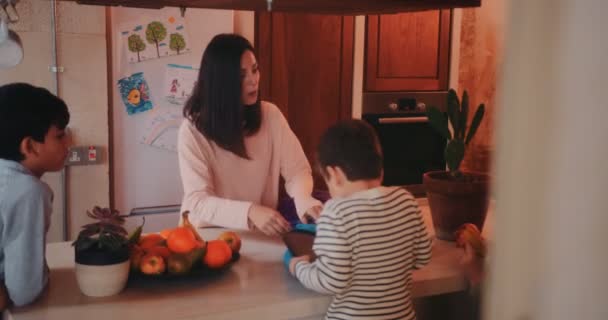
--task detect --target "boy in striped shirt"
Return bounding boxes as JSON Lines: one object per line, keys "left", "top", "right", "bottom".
{"left": 288, "top": 120, "right": 433, "bottom": 320}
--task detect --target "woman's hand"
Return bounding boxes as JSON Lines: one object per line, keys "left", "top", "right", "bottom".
{"left": 303, "top": 205, "right": 323, "bottom": 223}
{"left": 289, "top": 255, "right": 311, "bottom": 275}
{"left": 248, "top": 204, "right": 292, "bottom": 236}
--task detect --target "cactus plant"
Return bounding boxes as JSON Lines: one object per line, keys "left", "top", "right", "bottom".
{"left": 426, "top": 89, "right": 485, "bottom": 178}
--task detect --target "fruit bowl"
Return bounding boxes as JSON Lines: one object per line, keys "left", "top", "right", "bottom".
{"left": 128, "top": 212, "right": 243, "bottom": 281}
{"left": 129, "top": 252, "right": 240, "bottom": 281}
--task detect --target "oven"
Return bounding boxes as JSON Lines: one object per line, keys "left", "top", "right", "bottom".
{"left": 362, "top": 92, "right": 447, "bottom": 189}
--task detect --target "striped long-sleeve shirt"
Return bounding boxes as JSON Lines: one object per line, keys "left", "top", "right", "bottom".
{"left": 294, "top": 186, "right": 432, "bottom": 320}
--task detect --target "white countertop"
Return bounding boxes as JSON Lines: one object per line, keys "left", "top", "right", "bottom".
{"left": 6, "top": 199, "right": 484, "bottom": 320}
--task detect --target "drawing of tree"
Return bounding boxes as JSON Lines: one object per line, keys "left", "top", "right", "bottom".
{"left": 169, "top": 33, "right": 186, "bottom": 55}
{"left": 145, "top": 21, "right": 167, "bottom": 58}
{"left": 127, "top": 34, "right": 146, "bottom": 62}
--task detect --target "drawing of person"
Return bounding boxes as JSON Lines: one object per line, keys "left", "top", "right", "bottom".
{"left": 170, "top": 79, "right": 180, "bottom": 97}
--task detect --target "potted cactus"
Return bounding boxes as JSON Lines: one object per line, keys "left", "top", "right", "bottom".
{"left": 72, "top": 206, "right": 131, "bottom": 297}
{"left": 423, "top": 89, "right": 489, "bottom": 241}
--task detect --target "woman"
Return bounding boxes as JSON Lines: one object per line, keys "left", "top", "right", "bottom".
{"left": 178, "top": 34, "right": 322, "bottom": 236}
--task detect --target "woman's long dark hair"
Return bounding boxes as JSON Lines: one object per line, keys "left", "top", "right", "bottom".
{"left": 184, "top": 34, "right": 261, "bottom": 159}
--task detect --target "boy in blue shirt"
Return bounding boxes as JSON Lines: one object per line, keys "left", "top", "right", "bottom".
{"left": 0, "top": 83, "right": 71, "bottom": 308}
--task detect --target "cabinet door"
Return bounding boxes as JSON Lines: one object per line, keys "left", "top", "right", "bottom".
{"left": 365, "top": 10, "right": 451, "bottom": 92}
{"left": 256, "top": 13, "right": 354, "bottom": 189}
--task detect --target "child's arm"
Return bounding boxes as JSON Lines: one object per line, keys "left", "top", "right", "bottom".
{"left": 290, "top": 214, "right": 352, "bottom": 295}
{"left": 3, "top": 185, "right": 50, "bottom": 306}
{"left": 413, "top": 208, "right": 433, "bottom": 269}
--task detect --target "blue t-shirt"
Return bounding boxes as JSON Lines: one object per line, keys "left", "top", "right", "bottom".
{"left": 0, "top": 159, "right": 51, "bottom": 306}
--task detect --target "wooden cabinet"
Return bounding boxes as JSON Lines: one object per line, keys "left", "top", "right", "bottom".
{"left": 62, "top": 0, "right": 481, "bottom": 14}
{"left": 365, "top": 10, "right": 451, "bottom": 92}
{"left": 256, "top": 13, "right": 354, "bottom": 189}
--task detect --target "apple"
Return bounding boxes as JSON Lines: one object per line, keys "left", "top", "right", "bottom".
{"left": 140, "top": 253, "right": 166, "bottom": 275}
{"left": 130, "top": 245, "right": 145, "bottom": 272}
{"left": 217, "top": 231, "right": 241, "bottom": 253}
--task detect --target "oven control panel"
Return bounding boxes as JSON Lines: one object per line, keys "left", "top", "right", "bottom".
{"left": 361, "top": 91, "right": 447, "bottom": 116}
{"left": 388, "top": 98, "right": 426, "bottom": 112}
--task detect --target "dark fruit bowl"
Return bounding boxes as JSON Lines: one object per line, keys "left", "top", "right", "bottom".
{"left": 129, "top": 252, "right": 240, "bottom": 281}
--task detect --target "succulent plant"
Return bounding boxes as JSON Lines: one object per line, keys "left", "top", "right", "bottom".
{"left": 72, "top": 206, "right": 129, "bottom": 253}
{"left": 426, "top": 89, "right": 485, "bottom": 178}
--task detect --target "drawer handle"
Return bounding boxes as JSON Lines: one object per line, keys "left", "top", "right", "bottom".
{"left": 378, "top": 117, "right": 428, "bottom": 124}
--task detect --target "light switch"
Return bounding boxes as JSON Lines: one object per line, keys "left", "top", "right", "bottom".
{"left": 66, "top": 146, "right": 102, "bottom": 166}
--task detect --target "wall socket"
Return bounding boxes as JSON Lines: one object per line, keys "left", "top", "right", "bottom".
{"left": 66, "top": 146, "right": 102, "bottom": 166}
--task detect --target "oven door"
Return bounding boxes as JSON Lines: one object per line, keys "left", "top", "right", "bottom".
{"left": 363, "top": 113, "right": 446, "bottom": 186}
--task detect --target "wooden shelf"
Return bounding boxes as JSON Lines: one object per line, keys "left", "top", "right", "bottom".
{"left": 58, "top": 0, "right": 481, "bottom": 14}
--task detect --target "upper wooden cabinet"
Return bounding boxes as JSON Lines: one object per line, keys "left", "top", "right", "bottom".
{"left": 61, "top": 0, "right": 480, "bottom": 14}
{"left": 365, "top": 10, "right": 451, "bottom": 92}
{"left": 256, "top": 13, "right": 354, "bottom": 189}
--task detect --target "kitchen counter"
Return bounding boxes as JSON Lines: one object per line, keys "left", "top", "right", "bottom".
{"left": 6, "top": 199, "right": 485, "bottom": 320}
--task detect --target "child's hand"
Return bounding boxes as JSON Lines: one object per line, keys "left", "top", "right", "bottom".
{"left": 289, "top": 255, "right": 311, "bottom": 275}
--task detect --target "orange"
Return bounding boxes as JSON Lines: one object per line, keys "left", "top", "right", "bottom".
{"left": 217, "top": 231, "right": 241, "bottom": 253}
{"left": 160, "top": 228, "right": 175, "bottom": 240}
{"left": 203, "top": 240, "right": 233, "bottom": 269}
{"left": 166, "top": 227, "right": 202, "bottom": 254}
{"left": 139, "top": 233, "right": 165, "bottom": 250}
{"left": 146, "top": 245, "right": 171, "bottom": 259}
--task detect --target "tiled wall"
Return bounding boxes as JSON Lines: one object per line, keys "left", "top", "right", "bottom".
{"left": 0, "top": 0, "right": 109, "bottom": 241}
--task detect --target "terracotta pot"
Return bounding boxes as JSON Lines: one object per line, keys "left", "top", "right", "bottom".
{"left": 75, "top": 246, "right": 130, "bottom": 297}
{"left": 423, "top": 171, "right": 490, "bottom": 241}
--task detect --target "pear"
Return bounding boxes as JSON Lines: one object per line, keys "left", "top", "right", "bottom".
{"left": 167, "top": 254, "right": 193, "bottom": 275}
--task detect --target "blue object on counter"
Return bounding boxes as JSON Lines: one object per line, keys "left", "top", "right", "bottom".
{"left": 294, "top": 223, "right": 316, "bottom": 235}
{"left": 277, "top": 190, "right": 330, "bottom": 227}
{"left": 283, "top": 249, "right": 294, "bottom": 272}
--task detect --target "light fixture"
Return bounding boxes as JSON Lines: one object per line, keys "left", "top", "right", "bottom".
{"left": 0, "top": 0, "right": 22, "bottom": 69}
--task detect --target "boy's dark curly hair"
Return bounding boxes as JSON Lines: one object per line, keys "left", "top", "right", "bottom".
{"left": 0, "top": 83, "right": 69, "bottom": 161}
{"left": 317, "top": 119, "right": 383, "bottom": 181}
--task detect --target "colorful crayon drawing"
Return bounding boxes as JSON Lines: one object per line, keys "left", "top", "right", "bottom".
{"left": 140, "top": 110, "right": 182, "bottom": 152}
{"left": 121, "top": 15, "right": 191, "bottom": 64}
{"left": 118, "top": 72, "right": 154, "bottom": 115}
{"left": 164, "top": 64, "right": 198, "bottom": 106}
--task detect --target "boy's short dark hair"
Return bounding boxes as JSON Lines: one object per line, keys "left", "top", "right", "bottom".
{"left": 0, "top": 83, "right": 70, "bottom": 161}
{"left": 317, "top": 119, "right": 383, "bottom": 181}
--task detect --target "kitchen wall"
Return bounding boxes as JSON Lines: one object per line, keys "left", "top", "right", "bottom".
{"left": 1, "top": 4, "right": 253, "bottom": 240}
{"left": 0, "top": 4, "right": 501, "bottom": 240}
{"left": 457, "top": 0, "right": 506, "bottom": 174}
{"left": 0, "top": 0, "right": 109, "bottom": 241}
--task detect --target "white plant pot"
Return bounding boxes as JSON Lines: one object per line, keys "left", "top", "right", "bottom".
{"left": 75, "top": 260, "right": 130, "bottom": 297}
